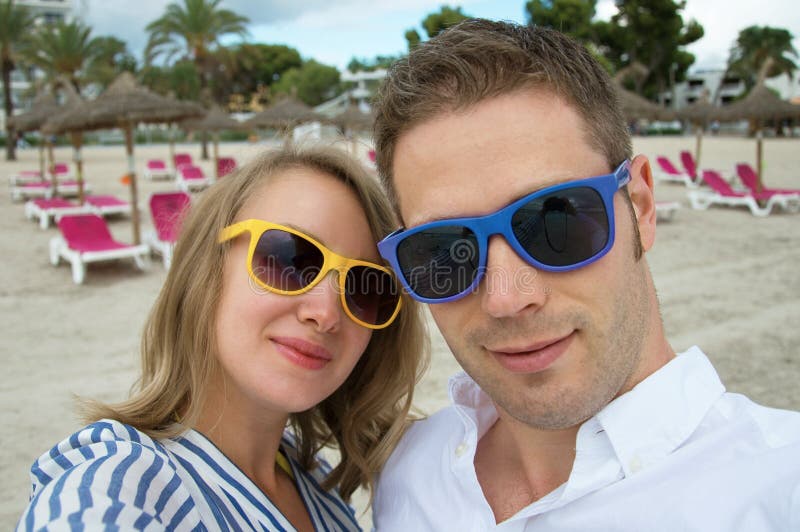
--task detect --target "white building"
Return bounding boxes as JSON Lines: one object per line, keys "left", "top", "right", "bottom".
{"left": 662, "top": 68, "right": 800, "bottom": 109}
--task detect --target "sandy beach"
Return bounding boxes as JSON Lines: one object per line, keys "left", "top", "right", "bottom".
{"left": 1, "top": 135, "right": 798, "bottom": 528}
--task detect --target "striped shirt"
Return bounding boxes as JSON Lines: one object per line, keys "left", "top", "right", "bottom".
{"left": 17, "top": 419, "right": 361, "bottom": 531}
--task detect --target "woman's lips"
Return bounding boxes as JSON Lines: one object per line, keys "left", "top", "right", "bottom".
{"left": 271, "top": 337, "right": 333, "bottom": 370}
{"left": 487, "top": 332, "right": 574, "bottom": 374}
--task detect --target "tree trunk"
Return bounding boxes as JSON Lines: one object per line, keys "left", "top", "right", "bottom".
{"left": 3, "top": 61, "right": 17, "bottom": 161}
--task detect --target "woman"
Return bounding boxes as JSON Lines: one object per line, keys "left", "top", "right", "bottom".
{"left": 18, "top": 145, "right": 428, "bottom": 530}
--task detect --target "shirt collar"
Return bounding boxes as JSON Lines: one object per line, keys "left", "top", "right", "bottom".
{"left": 595, "top": 345, "right": 725, "bottom": 476}
{"left": 448, "top": 346, "right": 725, "bottom": 476}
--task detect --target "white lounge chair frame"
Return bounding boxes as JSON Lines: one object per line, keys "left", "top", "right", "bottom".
{"left": 49, "top": 236, "right": 150, "bottom": 284}
{"left": 143, "top": 164, "right": 174, "bottom": 181}
{"left": 144, "top": 229, "right": 176, "bottom": 268}
{"left": 687, "top": 190, "right": 800, "bottom": 217}
{"left": 24, "top": 200, "right": 92, "bottom": 229}
{"left": 176, "top": 172, "right": 211, "bottom": 192}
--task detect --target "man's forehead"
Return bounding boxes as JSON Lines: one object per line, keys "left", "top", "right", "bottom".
{"left": 391, "top": 93, "right": 608, "bottom": 228}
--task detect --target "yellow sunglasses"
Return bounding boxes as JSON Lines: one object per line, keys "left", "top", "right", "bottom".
{"left": 219, "top": 219, "right": 402, "bottom": 329}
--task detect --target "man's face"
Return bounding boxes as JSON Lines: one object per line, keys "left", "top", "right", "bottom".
{"left": 392, "top": 89, "right": 657, "bottom": 429}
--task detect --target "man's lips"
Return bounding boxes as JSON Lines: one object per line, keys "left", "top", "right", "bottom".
{"left": 486, "top": 332, "right": 575, "bottom": 374}
{"left": 271, "top": 336, "right": 333, "bottom": 370}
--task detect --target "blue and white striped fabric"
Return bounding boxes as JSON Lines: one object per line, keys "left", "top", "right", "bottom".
{"left": 17, "top": 419, "right": 361, "bottom": 531}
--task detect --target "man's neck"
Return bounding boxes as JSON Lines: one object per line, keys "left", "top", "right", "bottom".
{"left": 474, "top": 411, "right": 579, "bottom": 523}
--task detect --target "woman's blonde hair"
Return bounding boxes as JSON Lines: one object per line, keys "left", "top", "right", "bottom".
{"left": 83, "top": 144, "right": 429, "bottom": 502}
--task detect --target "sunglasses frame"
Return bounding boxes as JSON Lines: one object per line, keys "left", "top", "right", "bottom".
{"left": 219, "top": 219, "right": 402, "bottom": 329}
{"left": 378, "top": 161, "right": 632, "bottom": 303}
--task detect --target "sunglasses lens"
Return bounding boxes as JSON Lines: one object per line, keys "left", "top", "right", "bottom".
{"left": 396, "top": 226, "right": 480, "bottom": 300}
{"left": 252, "top": 230, "right": 324, "bottom": 291}
{"left": 511, "top": 187, "right": 609, "bottom": 267}
{"left": 344, "top": 266, "right": 400, "bottom": 326}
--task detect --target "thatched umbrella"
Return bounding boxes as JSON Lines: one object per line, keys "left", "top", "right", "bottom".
{"left": 615, "top": 85, "right": 675, "bottom": 122}
{"left": 330, "top": 104, "right": 374, "bottom": 154}
{"left": 8, "top": 92, "right": 59, "bottom": 182}
{"left": 720, "top": 83, "right": 800, "bottom": 187}
{"left": 181, "top": 105, "right": 242, "bottom": 179}
{"left": 44, "top": 72, "right": 204, "bottom": 244}
{"left": 676, "top": 96, "right": 724, "bottom": 169}
{"left": 245, "top": 97, "right": 327, "bottom": 144}
{"left": 42, "top": 84, "right": 90, "bottom": 202}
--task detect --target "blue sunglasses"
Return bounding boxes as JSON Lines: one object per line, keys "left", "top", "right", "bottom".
{"left": 378, "top": 161, "right": 631, "bottom": 303}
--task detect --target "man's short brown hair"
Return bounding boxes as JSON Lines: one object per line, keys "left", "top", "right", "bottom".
{"left": 373, "top": 19, "right": 632, "bottom": 213}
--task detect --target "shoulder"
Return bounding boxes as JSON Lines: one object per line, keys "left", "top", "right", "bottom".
{"left": 375, "top": 405, "right": 464, "bottom": 496}
{"left": 714, "top": 392, "right": 800, "bottom": 447}
{"left": 19, "top": 419, "right": 197, "bottom": 530}
{"left": 389, "top": 405, "right": 465, "bottom": 468}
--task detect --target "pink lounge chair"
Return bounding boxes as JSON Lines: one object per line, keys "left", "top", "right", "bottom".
{"left": 144, "top": 159, "right": 173, "bottom": 180}
{"left": 176, "top": 164, "right": 211, "bottom": 192}
{"left": 654, "top": 156, "right": 696, "bottom": 187}
{"left": 49, "top": 214, "right": 149, "bottom": 284}
{"left": 8, "top": 163, "right": 71, "bottom": 185}
{"left": 735, "top": 163, "right": 800, "bottom": 197}
{"left": 11, "top": 181, "right": 54, "bottom": 201}
{"left": 145, "top": 191, "right": 191, "bottom": 267}
{"left": 24, "top": 198, "right": 92, "bottom": 229}
{"left": 217, "top": 157, "right": 236, "bottom": 178}
{"left": 173, "top": 153, "right": 193, "bottom": 170}
{"left": 679, "top": 151, "right": 697, "bottom": 180}
{"left": 687, "top": 170, "right": 799, "bottom": 217}
{"left": 85, "top": 195, "right": 132, "bottom": 217}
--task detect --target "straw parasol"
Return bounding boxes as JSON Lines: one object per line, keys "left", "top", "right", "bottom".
{"left": 676, "top": 95, "right": 724, "bottom": 168}
{"left": 42, "top": 84, "right": 90, "bottom": 202}
{"left": 8, "top": 92, "right": 59, "bottom": 182}
{"left": 330, "top": 104, "right": 374, "bottom": 132}
{"left": 245, "top": 97, "right": 327, "bottom": 144}
{"left": 181, "top": 105, "right": 242, "bottom": 179}
{"left": 614, "top": 85, "right": 675, "bottom": 122}
{"left": 719, "top": 83, "right": 800, "bottom": 187}
{"left": 44, "top": 72, "right": 204, "bottom": 244}
{"left": 330, "top": 104, "right": 374, "bottom": 154}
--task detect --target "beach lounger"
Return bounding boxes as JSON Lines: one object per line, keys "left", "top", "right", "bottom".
{"left": 143, "top": 159, "right": 174, "bottom": 180}
{"left": 654, "top": 156, "right": 697, "bottom": 187}
{"left": 655, "top": 201, "right": 681, "bottom": 222}
{"left": 85, "top": 195, "right": 132, "bottom": 217}
{"left": 687, "top": 170, "right": 799, "bottom": 217}
{"left": 144, "top": 191, "right": 191, "bottom": 268}
{"left": 10, "top": 180, "right": 90, "bottom": 201}
{"left": 217, "top": 157, "right": 236, "bottom": 178}
{"left": 24, "top": 198, "right": 92, "bottom": 229}
{"left": 176, "top": 165, "right": 211, "bottom": 192}
{"left": 173, "top": 152, "right": 193, "bottom": 170}
{"left": 8, "top": 163, "right": 72, "bottom": 185}
{"left": 49, "top": 214, "right": 149, "bottom": 284}
{"left": 736, "top": 163, "right": 800, "bottom": 197}
{"left": 11, "top": 181, "right": 54, "bottom": 201}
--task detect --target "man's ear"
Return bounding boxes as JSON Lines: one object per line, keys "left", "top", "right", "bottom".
{"left": 628, "top": 155, "right": 657, "bottom": 252}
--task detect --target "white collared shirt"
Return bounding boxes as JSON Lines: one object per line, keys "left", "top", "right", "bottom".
{"left": 374, "top": 347, "right": 800, "bottom": 531}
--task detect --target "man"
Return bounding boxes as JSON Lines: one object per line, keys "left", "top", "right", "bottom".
{"left": 372, "top": 19, "right": 800, "bottom": 530}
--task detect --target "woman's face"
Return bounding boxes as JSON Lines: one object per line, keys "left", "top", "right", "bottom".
{"left": 213, "top": 166, "right": 376, "bottom": 416}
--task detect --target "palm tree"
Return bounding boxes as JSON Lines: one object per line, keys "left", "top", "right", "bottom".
{"left": 145, "top": 0, "right": 248, "bottom": 158}
{"left": 0, "top": 0, "right": 36, "bottom": 161}
{"left": 22, "top": 20, "right": 99, "bottom": 93}
{"left": 727, "top": 26, "right": 797, "bottom": 89}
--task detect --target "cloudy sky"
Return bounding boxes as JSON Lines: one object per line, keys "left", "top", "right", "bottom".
{"left": 77, "top": 0, "right": 800, "bottom": 72}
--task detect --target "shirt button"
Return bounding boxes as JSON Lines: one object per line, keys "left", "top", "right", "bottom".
{"left": 454, "top": 443, "right": 469, "bottom": 457}
{"left": 629, "top": 456, "right": 643, "bottom": 474}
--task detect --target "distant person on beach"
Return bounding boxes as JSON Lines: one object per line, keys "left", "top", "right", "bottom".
{"left": 17, "top": 146, "right": 427, "bottom": 530}
{"left": 371, "top": 19, "right": 800, "bottom": 530}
